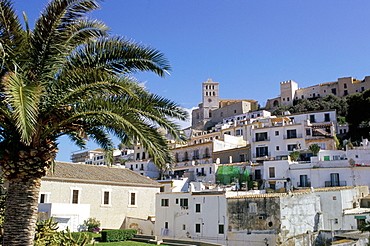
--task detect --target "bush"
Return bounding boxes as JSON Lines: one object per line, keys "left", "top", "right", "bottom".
{"left": 70, "top": 232, "right": 93, "bottom": 244}
{"left": 82, "top": 217, "right": 101, "bottom": 232}
{"left": 101, "top": 229, "right": 137, "bottom": 242}
{"left": 34, "top": 218, "right": 92, "bottom": 246}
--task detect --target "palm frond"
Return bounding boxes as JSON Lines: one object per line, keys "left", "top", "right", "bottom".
{"left": 68, "top": 36, "right": 171, "bottom": 77}
{"left": 2, "top": 72, "right": 40, "bottom": 144}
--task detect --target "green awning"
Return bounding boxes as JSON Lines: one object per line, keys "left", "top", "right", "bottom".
{"left": 355, "top": 216, "right": 366, "bottom": 219}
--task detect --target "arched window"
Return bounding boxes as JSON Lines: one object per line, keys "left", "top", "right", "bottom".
{"left": 184, "top": 152, "right": 189, "bottom": 161}
{"left": 273, "top": 100, "right": 279, "bottom": 107}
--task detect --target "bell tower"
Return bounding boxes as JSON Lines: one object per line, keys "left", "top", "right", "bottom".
{"left": 202, "top": 79, "right": 219, "bottom": 120}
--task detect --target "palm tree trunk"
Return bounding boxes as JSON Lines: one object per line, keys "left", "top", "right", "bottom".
{"left": 3, "top": 177, "right": 41, "bottom": 246}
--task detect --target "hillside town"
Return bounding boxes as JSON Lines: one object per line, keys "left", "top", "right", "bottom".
{"left": 38, "top": 76, "right": 370, "bottom": 245}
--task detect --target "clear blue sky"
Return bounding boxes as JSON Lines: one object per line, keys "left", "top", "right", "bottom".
{"left": 13, "top": 0, "right": 370, "bottom": 161}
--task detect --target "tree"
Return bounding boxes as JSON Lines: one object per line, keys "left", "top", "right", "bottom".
{"left": 0, "top": 0, "right": 187, "bottom": 245}
{"left": 289, "top": 151, "right": 300, "bottom": 162}
{"left": 309, "top": 144, "right": 321, "bottom": 156}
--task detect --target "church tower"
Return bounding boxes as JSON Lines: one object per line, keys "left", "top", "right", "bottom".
{"left": 202, "top": 79, "right": 219, "bottom": 120}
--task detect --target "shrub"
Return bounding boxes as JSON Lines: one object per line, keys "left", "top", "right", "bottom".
{"left": 82, "top": 217, "right": 101, "bottom": 232}
{"left": 289, "top": 151, "right": 300, "bottom": 161}
{"left": 34, "top": 218, "right": 92, "bottom": 246}
{"left": 101, "top": 229, "right": 137, "bottom": 242}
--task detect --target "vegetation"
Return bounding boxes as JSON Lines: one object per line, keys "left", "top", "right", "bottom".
{"left": 289, "top": 151, "right": 300, "bottom": 161}
{"left": 83, "top": 218, "right": 101, "bottom": 232}
{"left": 309, "top": 144, "right": 321, "bottom": 156}
{"left": 88, "top": 242, "right": 170, "bottom": 246}
{"left": 101, "top": 229, "right": 137, "bottom": 242}
{"left": 272, "top": 94, "right": 348, "bottom": 117}
{"left": 34, "top": 218, "right": 92, "bottom": 246}
{"left": 0, "top": 0, "right": 187, "bottom": 245}
{"left": 346, "top": 89, "right": 370, "bottom": 141}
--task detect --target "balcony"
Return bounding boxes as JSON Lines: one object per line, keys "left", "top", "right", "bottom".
{"left": 283, "top": 134, "right": 302, "bottom": 139}
{"left": 325, "top": 181, "right": 347, "bottom": 187}
{"left": 297, "top": 182, "right": 311, "bottom": 187}
{"left": 253, "top": 137, "right": 270, "bottom": 142}
{"left": 253, "top": 152, "right": 271, "bottom": 158}
{"left": 182, "top": 158, "right": 189, "bottom": 162}
{"left": 203, "top": 154, "right": 211, "bottom": 158}
{"left": 192, "top": 156, "right": 200, "bottom": 160}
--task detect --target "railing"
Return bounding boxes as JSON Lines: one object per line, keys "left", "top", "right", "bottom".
{"left": 253, "top": 137, "right": 270, "bottom": 142}
{"left": 203, "top": 154, "right": 211, "bottom": 158}
{"left": 325, "top": 181, "right": 347, "bottom": 187}
{"left": 192, "top": 156, "right": 199, "bottom": 160}
{"left": 283, "top": 134, "right": 303, "bottom": 139}
{"left": 297, "top": 182, "right": 311, "bottom": 187}
{"left": 253, "top": 152, "right": 271, "bottom": 158}
{"left": 182, "top": 158, "right": 189, "bottom": 161}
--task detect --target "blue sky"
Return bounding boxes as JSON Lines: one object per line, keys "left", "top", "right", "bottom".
{"left": 13, "top": 0, "right": 370, "bottom": 161}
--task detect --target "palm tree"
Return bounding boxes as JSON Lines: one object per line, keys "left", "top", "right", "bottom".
{"left": 0, "top": 0, "right": 187, "bottom": 245}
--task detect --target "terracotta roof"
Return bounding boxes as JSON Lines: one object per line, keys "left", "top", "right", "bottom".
{"left": 43, "top": 161, "right": 160, "bottom": 187}
{"left": 313, "top": 186, "right": 355, "bottom": 192}
{"left": 227, "top": 190, "right": 312, "bottom": 199}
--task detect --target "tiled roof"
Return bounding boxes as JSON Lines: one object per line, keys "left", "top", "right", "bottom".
{"left": 313, "top": 186, "right": 355, "bottom": 192}
{"left": 227, "top": 190, "right": 312, "bottom": 199}
{"left": 43, "top": 161, "right": 160, "bottom": 187}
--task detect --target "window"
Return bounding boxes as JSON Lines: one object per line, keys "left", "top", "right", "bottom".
{"left": 136, "top": 153, "right": 140, "bottom": 160}
{"left": 276, "top": 146, "right": 279, "bottom": 151}
{"left": 306, "top": 129, "right": 311, "bottom": 136}
{"left": 330, "top": 173, "right": 340, "bottom": 187}
{"left": 269, "top": 167, "right": 275, "bottom": 178}
{"left": 255, "top": 132, "right": 268, "bottom": 141}
{"left": 39, "top": 193, "right": 50, "bottom": 203}
{"left": 195, "top": 223, "right": 201, "bottom": 233}
{"left": 195, "top": 203, "right": 201, "bottom": 213}
{"left": 344, "top": 90, "right": 348, "bottom": 96}
{"left": 309, "top": 115, "right": 315, "bottom": 123}
{"left": 129, "top": 192, "right": 137, "bottom": 206}
{"left": 71, "top": 189, "right": 80, "bottom": 204}
{"left": 256, "top": 146, "right": 268, "bottom": 158}
{"left": 249, "top": 202, "right": 257, "bottom": 214}
{"left": 175, "top": 198, "right": 179, "bottom": 204}
{"left": 300, "top": 175, "right": 308, "bottom": 187}
{"left": 255, "top": 170, "right": 261, "bottom": 179}
{"left": 324, "top": 113, "right": 330, "bottom": 122}
{"left": 362, "top": 87, "right": 365, "bottom": 92}
{"left": 142, "top": 152, "right": 146, "bottom": 159}
{"left": 287, "top": 144, "right": 297, "bottom": 151}
{"left": 180, "top": 198, "right": 188, "bottom": 209}
{"left": 236, "top": 129, "right": 243, "bottom": 136}
{"left": 183, "top": 224, "right": 186, "bottom": 230}
{"left": 165, "top": 222, "right": 169, "bottom": 229}
{"left": 287, "top": 129, "right": 297, "bottom": 139}
{"left": 161, "top": 199, "right": 169, "bottom": 207}
{"left": 275, "top": 131, "right": 279, "bottom": 136}
{"left": 193, "top": 150, "right": 199, "bottom": 159}
{"left": 102, "top": 190, "right": 111, "bottom": 206}
{"left": 218, "top": 224, "right": 224, "bottom": 234}
{"left": 331, "top": 88, "right": 337, "bottom": 95}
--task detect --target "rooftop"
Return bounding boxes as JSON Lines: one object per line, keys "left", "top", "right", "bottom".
{"left": 43, "top": 161, "right": 160, "bottom": 187}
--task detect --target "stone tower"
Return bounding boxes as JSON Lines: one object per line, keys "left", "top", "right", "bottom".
{"left": 202, "top": 79, "right": 219, "bottom": 120}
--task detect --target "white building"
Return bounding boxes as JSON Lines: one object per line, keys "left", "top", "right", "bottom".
{"left": 38, "top": 162, "right": 160, "bottom": 233}
{"left": 71, "top": 148, "right": 134, "bottom": 166}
